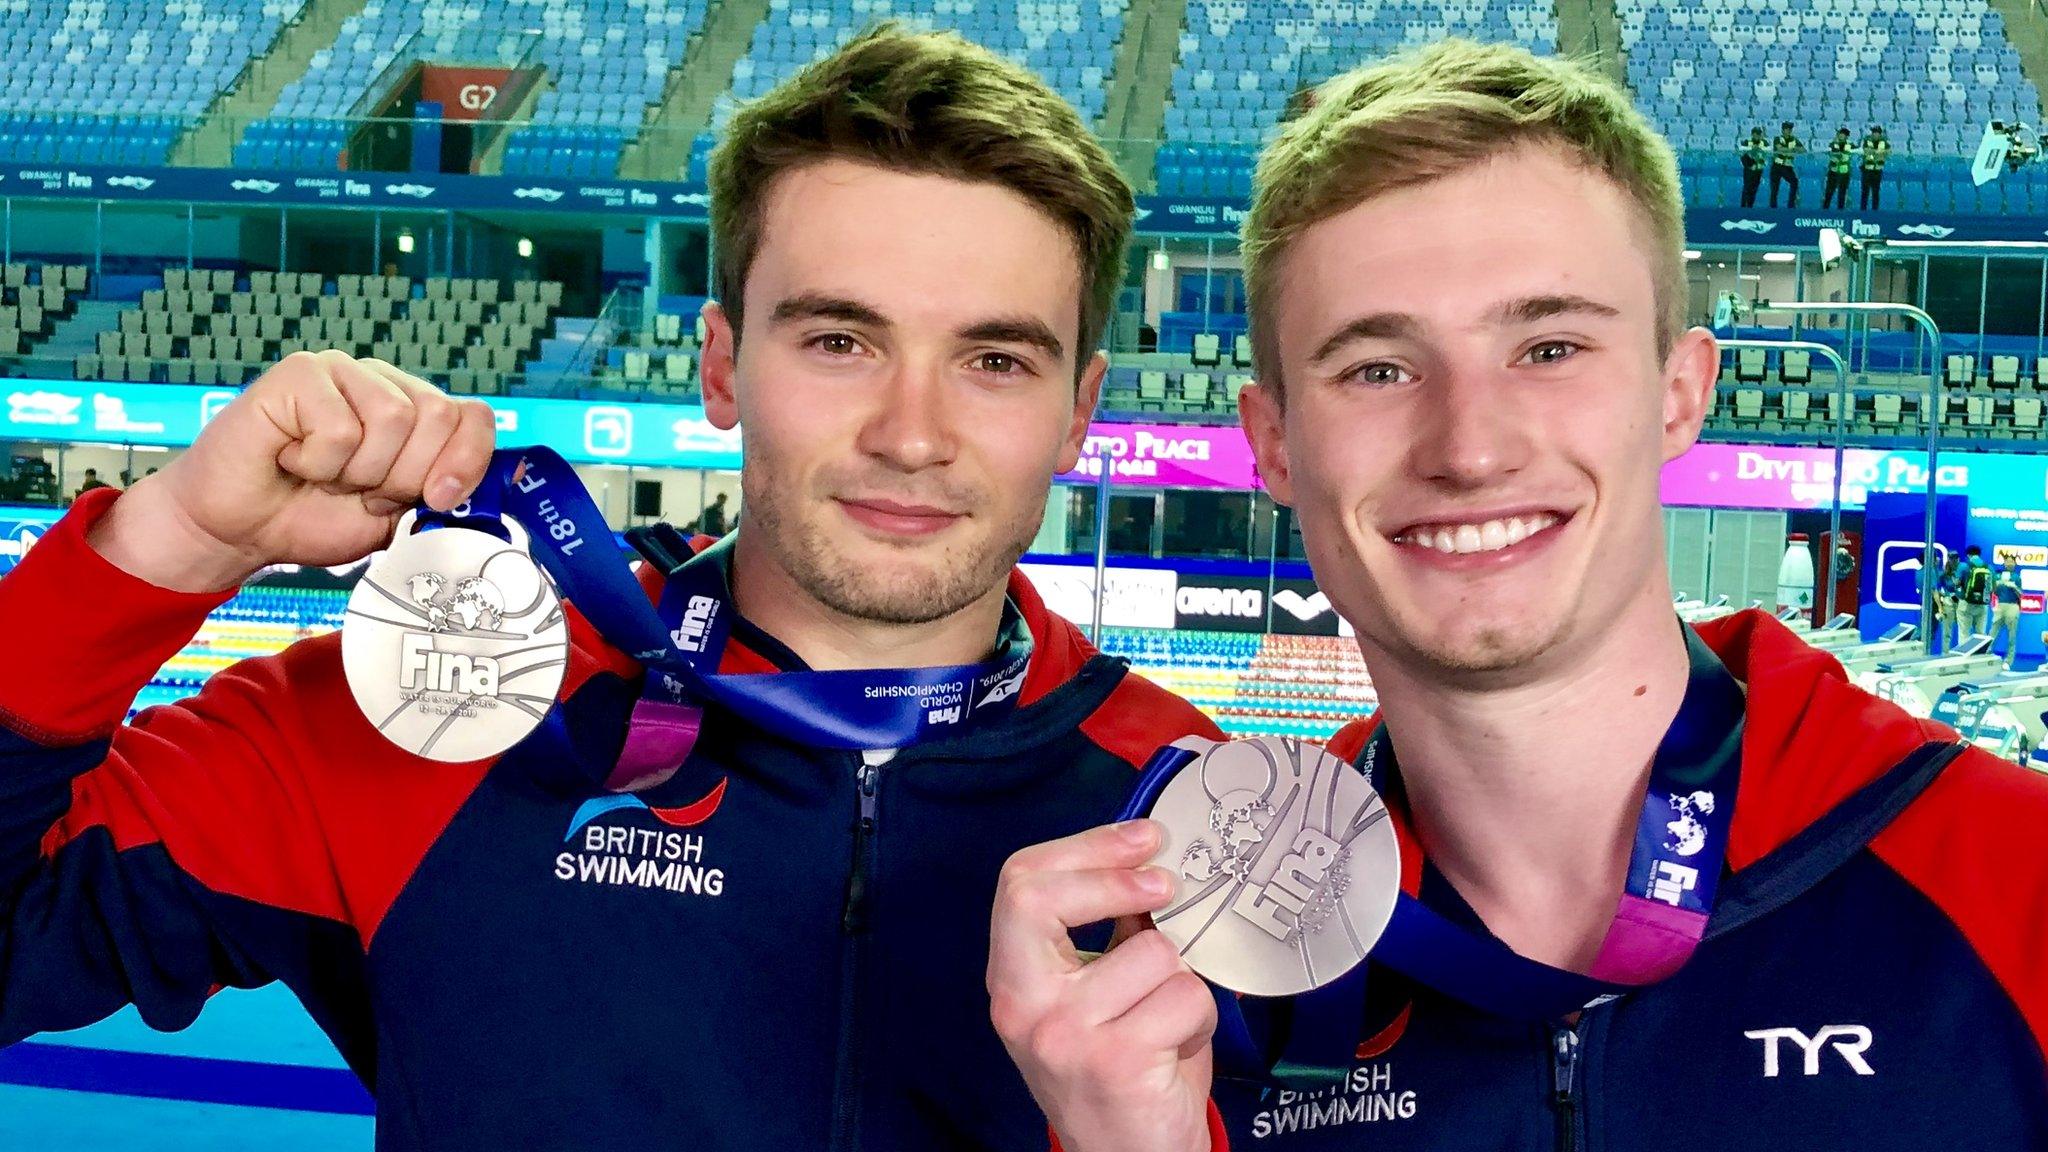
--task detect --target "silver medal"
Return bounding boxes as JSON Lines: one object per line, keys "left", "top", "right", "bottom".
{"left": 342, "top": 511, "right": 569, "bottom": 762}
{"left": 1144, "top": 735, "right": 1401, "bottom": 997}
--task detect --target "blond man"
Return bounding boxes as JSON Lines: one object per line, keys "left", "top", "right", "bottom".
{"left": 990, "top": 40, "right": 2048, "bottom": 1151}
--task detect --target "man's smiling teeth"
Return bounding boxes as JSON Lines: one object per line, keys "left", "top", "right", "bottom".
{"left": 1395, "top": 513, "right": 1561, "bottom": 555}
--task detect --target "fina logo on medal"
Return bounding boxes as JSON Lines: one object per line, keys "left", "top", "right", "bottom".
{"left": 1145, "top": 736, "right": 1402, "bottom": 998}
{"left": 343, "top": 513, "right": 570, "bottom": 762}
{"left": 398, "top": 572, "right": 512, "bottom": 695}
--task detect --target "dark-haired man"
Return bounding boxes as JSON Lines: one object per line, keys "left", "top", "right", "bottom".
{"left": 0, "top": 25, "right": 1213, "bottom": 1152}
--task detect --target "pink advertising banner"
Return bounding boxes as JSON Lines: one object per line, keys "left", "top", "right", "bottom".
{"left": 1059, "top": 423, "right": 1263, "bottom": 489}
{"left": 1062, "top": 424, "right": 2020, "bottom": 514}
{"left": 1657, "top": 443, "right": 2007, "bottom": 511}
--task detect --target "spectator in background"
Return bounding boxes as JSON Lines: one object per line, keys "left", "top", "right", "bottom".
{"left": 1933, "top": 553, "right": 1962, "bottom": 652}
{"left": 1739, "top": 125, "right": 1770, "bottom": 207}
{"left": 694, "top": 490, "right": 731, "bottom": 537}
{"left": 1822, "top": 127, "right": 1855, "bottom": 209}
{"left": 1860, "top": 124, "right": 1890, "bottom": 209}
{"left": 1770, "top": 120, "right": 1805, "bottom": 207}
{"left": 71, "top": 469, "right": 107, "bottom": 504}
{"left": 1960, "top": 544, "right": 1993, "bottom": 641}
{"left": 1994, "top": 561, "right": 2024, "bottom": 669}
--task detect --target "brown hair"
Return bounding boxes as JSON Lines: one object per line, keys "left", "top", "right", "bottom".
{"left": 1242, "top": 39, "right": 1686, "bottom": 395}
{"left": 708, "top": 23, "right": 1135, "bottom": 370}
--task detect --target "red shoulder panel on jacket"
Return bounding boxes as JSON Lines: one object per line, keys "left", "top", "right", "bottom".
{"left": 1079, "top": 669, "right": 1225, "bottom": 770}
{"left": 1692, "top": 611, "right": 1956, "bottom": 869}
{"left": 1011, "top": 569, "right": 1095, "bottom": 708}
{"left": 45, "top": 585, "right": 636, "bottom": 947}
{"left": 1869, "top": 747, "right": 2048, "bottom": 1060}
{"left": 0, "top": 487, "right": 233, "bottom": 744}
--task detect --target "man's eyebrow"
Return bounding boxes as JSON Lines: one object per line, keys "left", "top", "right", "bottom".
{"left": 768, "top": 292, "right": 891, "bottom": 328}
{"left": 958, "top": 316, "right": 1065, "bottom": 361}
{"left": 1308, "top": 312, "right": 1424, "bottom": 365}
{"left": 1489, "top": 294, "right": 1623, "bottom": 326}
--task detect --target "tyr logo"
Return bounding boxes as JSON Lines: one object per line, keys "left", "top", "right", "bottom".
{"left": 1744, "top": 1025, "right": 1875, "bottom": 1078}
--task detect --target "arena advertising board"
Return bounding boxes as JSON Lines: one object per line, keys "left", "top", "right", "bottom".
{"left": 1055, "top": 431, "right": 2034, "bottom": 511}
{"left": 0, "top": 166, "right": 2033, "bottom": 248}
{"left": 1059, "top": 423, "right": 1262, "bottom": 489}
{"left": 4, "top": 378, "right": 1254, "bottom": 489}
{"left": 1018, "top": 557, "right": 1355, "bottom": 637}
{"left": 1133, "top": 197, "right": 2048, "bottom": 246}
{"left": 1658, "top": 443, "right": 2040, "bottom": 512}
{"left": 1, "top": 379, "right": 744, "bottom": 469}
{"left": 11, "top": 377, "right": 2042, "bottom": 511}
{"left": 0, "top": 504, "right": 56, "bottom": 576}
{"left": 0, "top": 164, "right": 713, "bottom": 217}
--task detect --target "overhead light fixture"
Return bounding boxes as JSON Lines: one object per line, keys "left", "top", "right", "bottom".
{"left": 1761, "top": 252, "right": 1797, "bottom": 263}
{"left": 1684, "top": 249, "right": 1703, "bottom": 260}
{"left": 517, "top": 237, "right": 534, "bottom": 259}
{"left": 397, "top": 230, "right": 415, "bottom": 254}
{"left": 1151, "top": 251, "right": 1169, "bottom": 270}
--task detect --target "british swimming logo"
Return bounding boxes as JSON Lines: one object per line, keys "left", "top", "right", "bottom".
{"left": 555, "top": 779, "right": 730, "bottom": 899}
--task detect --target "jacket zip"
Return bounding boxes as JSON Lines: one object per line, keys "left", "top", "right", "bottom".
{"left": 830, "top": 758, "right": 882, "bottom": 1152}
{"left": 1551, "top": 1023, "right": 1584, "bottom": 1152}
{"left": 844, "top": 761, "right": 880, "bottom": 932}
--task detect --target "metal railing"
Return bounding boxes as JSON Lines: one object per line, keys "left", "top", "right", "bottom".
{"left": 468, "top": 33, "right": 551, "bottom": 167}
{"left": 1755, "top": 299, "right": 1945, "bottom": 646}
{"left": 1718, "top": 338, "right": 1852, "bottom": 622}
{"left": 556, "top": 286, "right": 629, "bottom": 393}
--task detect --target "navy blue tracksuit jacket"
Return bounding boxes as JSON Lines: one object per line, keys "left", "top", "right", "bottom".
{"left": 0, "top": 487, "right": 1218, "bottom": 1150}
{"left": 1209, "top": 610, "right": 2048, "bottom": 1150}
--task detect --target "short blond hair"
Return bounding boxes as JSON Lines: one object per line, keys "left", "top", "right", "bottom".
{"left": 709, "top": 23, "right": 1135, "bottom": 371}
{"left": 1241, "top": 39, "right": 1685, "bottom": 395}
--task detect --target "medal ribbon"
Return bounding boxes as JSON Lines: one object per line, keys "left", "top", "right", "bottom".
{"left": 418, "top": 448, "right": 1033, "bottom": 766}
{"left": 1118, "top": 624, "right": 1744, "bottom": 1086}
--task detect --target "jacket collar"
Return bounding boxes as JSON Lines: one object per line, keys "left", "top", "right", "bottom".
{"left": 1326, "top": 609, "right": 1954, "bottom": 875}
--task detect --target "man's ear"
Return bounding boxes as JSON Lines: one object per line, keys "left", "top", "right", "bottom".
{"left": 1239, "top": 379, "right": 1295, "bottom": 508}
{"left": 1660, "top": 326, "right": 1720, "bottom": 463}
{"left": 1056, "top": 351, "right": 1110, "bottom": 474}
{"left": 701, "top": 301, "right": 740, "bottom": 430}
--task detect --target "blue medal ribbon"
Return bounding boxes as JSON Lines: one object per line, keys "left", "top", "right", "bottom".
{"left": 417, "top": 447, "right": 1033, "bottom": 751}
{"left": 1119, "top": 623, "right": 1745, "bottom": 1086}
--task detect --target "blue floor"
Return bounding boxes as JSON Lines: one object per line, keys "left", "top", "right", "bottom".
{"left": 0, "top": 986, "right": 373, "bottom": 1149}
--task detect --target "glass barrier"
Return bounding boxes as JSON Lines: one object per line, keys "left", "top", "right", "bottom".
{"left": 0, "top": 112, "right": 712, "bottom": 183}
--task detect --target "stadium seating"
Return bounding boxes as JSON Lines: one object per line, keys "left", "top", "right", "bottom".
{"left": 716, "top": 0, "right": 1126, "bottom": 132}
{"left": 1622, "top": 0, "right": 2038, "bottom": 156}
{"left": 1623, "top": 0, "right": 2048, "bottom": 211}
{"left": 1157, "top": 0, "right": 1558, "bottom": 197}
{"left": 594, "top": 299, "right": 706, "bottom": 397}
{"left": 0, "top": 0, "right": 300, "bottom": 165}
{"left": 240, "top": 0, "right": 715, "bottom": 175}
{"left": 76, "top": 271, "right": 566, "bottom": 393}
{"left": 0, "top": 263, "right": 90, "bottom": 358}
